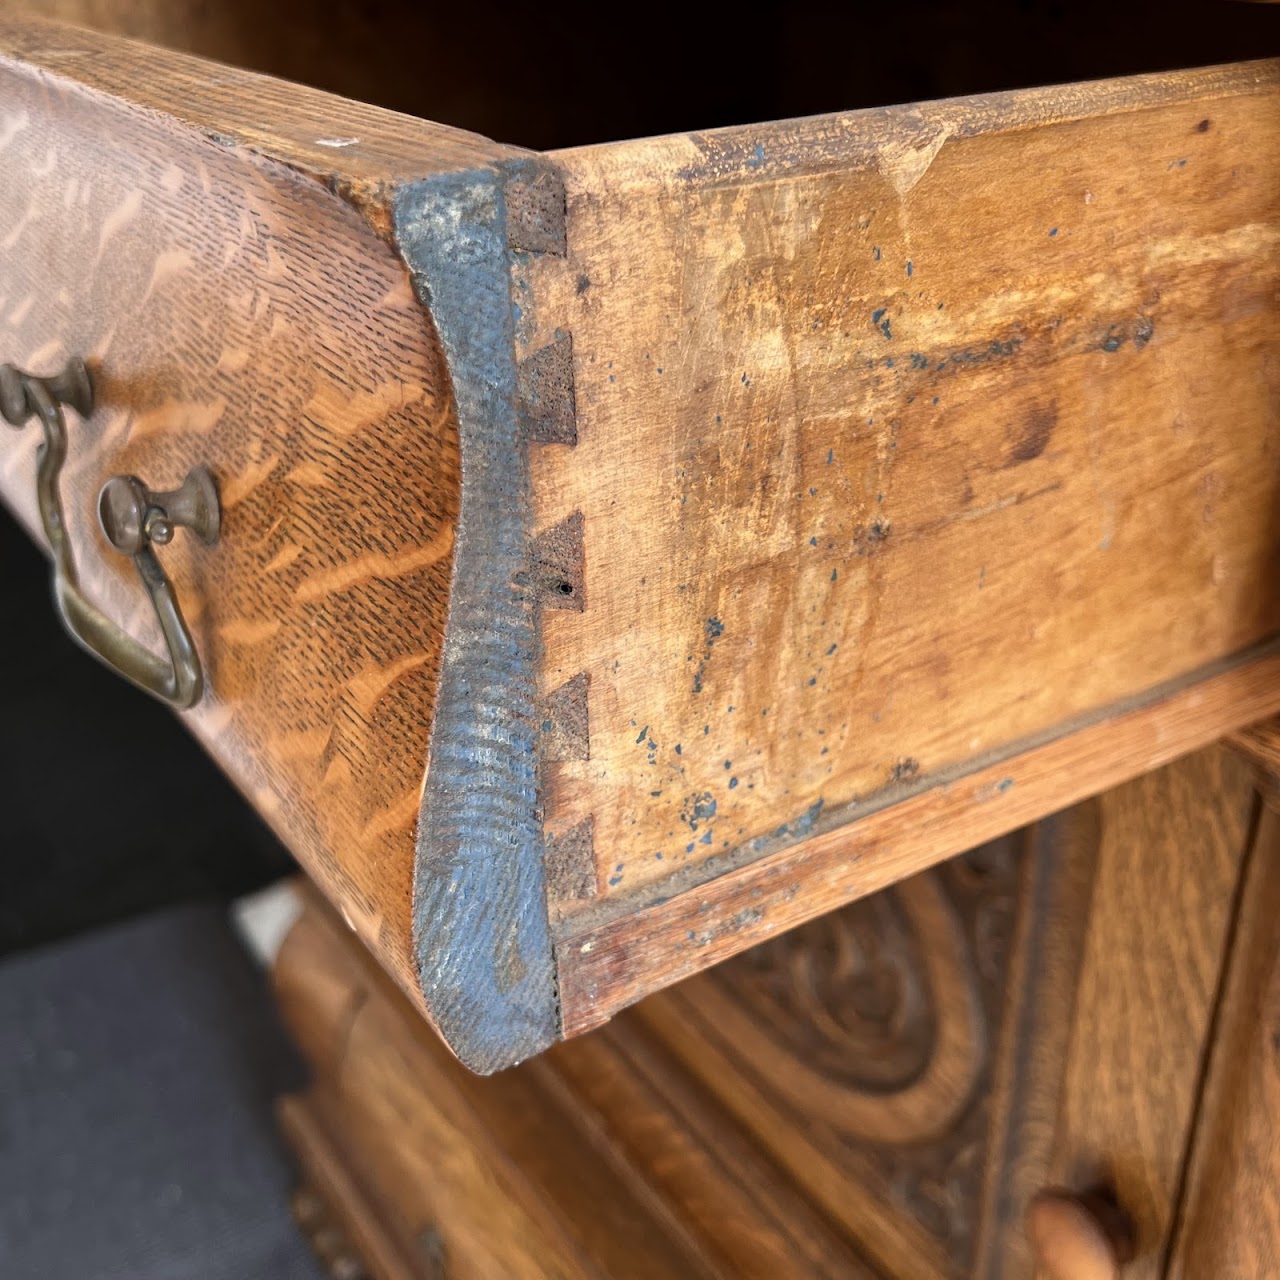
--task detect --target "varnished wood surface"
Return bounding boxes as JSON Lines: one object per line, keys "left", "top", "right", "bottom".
{"left": 0, "top": 18, "right": 566, "bottom": 1071}
{"left": 275, "top": 881, "right": 876, "bottom": 1279}
{"left": 0, "top": 19, "right": 484, "bottom": 1019}
{"left": 0, "top": 15, "right": 519, "bottom": 223}
{"left": 1168, "top": 804, "right": 1280, "bottom": 1280}
{"left": 1032, "top": 746, "right": 1256, "bottom": 1280}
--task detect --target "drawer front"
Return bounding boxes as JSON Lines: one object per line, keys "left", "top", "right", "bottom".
{"left": 0, "top": 37, "right": 463, "bottom": 1003}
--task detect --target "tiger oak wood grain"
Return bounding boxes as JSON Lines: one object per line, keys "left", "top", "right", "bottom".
{"left": 0, "top": 17, "right": 564, "bottom": 1071}
{"left": 1168, "top": 804, "right": 1280, "bottom": 1280}
{"left": 0, "top": 29, "right": 455, "bottom": 1000}
{"left": 1035, "top": 745, "right": 1256, "bottom": 1280}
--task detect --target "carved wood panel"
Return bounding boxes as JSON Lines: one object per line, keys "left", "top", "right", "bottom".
{"left": 632, "top": 744, "right": 1257, "bottom": 1278}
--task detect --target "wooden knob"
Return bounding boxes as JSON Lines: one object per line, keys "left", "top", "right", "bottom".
{"left": 1025, "top": 1188, "right": 1136, "bottom": 1280}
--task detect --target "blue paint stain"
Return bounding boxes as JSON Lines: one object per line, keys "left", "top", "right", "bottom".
{"left": 826, "top": 643, "right": 838, "bottom": 655}
{"left": 700, "top": 831, "right": 713, "bottom": 845}
{"left": 674, "top": 743, "right": 682, "bottom": 755}
{"left": 826, "top": 448, "right": 834, "bottom": 464}
{"left": 906, "top": 260, "right": 913, "bottom": 277}
{"left": 724, "top": 759, "right": 732, "bottom": 769}
{"left": 808, "top": 676, "right": 817, "bottom": 686}
{"left": 609, "top": 875, "right": 623, "bottom": 886}
{"left": 998, "top": 777, "right": 1015, "bottom": 792}
{"left": 747, "top": 141, "right": 766, "bottom": 168}
{"left": 831, "top": 569, "right": 838, "bottom": 582}
{"left": 1048, "top": 227, "right": 1059, "bottom": 237}
{"left": 729, "top": 777, "right": 739, "bottom": 789}
{"left": 872, "top": 246, "right": 881, "bottom": 261}
{"left": 810, "top": 536, "right": 818, "bottom": 546}
{"left": 635, "top": 725, "right": 649, "bottom": 745}
{"left": 740, "top": 799, "right": 827, "bottom": 857}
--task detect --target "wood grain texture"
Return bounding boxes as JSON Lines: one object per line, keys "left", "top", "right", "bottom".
{"left": 1168, "top": 804, "right": 1280, "bottom": 1280}
{"left": 275, "top": 882, "right": 876, "bottom": 1279}
{"left": 625, "top": 747, "right": 1254, "bottom": 1279}
{"left": 275, "top": 745, "right": 1257, "bottom": 1277}
{"left": 0, "top": 17, "right": 560, "bottom": 1070}
{"left": 556, "top": 646, "right": 1280, "bottom": 1035}
{"left": 1029, "top": 745, "right": 1256, "bottom": 1280}
{"left": 632, "top": 837, "right": 1028, "bottom": 1279}
{"left": 5, "top": 19, "right": 1280, "bottom": 1071}
{"left": 522, "top": 61, "right": 1280, "bottom": 1030}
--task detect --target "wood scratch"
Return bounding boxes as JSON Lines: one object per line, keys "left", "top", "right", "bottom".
{"left": 877, "top": 127, "right": 950, "bottom": 199}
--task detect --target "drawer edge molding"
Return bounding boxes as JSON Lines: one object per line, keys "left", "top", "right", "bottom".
{"left": 395, "top": 161, "right": 565, "bottom": 1073}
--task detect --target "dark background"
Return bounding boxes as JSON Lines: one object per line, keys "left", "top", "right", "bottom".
{"left": 4, "top": 0, "right": 1279, "bottom": 956}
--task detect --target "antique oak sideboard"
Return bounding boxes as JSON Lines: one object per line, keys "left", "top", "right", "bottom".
{"left": 0, "top": 10, "right": 1277, "bottom": 1277}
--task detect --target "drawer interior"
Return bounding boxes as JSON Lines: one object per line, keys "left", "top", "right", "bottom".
{"left": 22, "top": 0, "right": 1280, "bottom": 148}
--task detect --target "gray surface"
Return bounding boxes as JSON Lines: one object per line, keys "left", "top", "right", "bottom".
{"left": 397, "top": 166, "right": 558, "bottom": 1073}
{"left": 0, "top": 903, "right": 325, "bottom": 1280}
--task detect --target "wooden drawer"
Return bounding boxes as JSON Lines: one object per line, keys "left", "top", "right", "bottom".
{"left": 274, "top": 743, "right": 1265, "bottom": 1278}
{"left": 3, "top": 18, "right": 1280, "bottom": 1070}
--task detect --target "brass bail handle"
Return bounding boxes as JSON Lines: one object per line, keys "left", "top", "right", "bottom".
{"left": 0, "top": 358, "right": 220, "bottom": 710}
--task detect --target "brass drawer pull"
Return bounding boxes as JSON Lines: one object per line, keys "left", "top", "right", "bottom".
{"left": 0, "top": 358, "right": 220, "bottom": 709}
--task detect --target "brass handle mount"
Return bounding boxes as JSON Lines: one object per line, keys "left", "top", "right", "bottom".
{"left": 1, "top": 358, "right": 220, "bottom": 709}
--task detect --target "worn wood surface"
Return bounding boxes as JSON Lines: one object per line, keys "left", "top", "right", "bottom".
{"left": 556, "top": 650, "right": 1280, "bottom": 1034}
{"left": 4, "top": 20, "right": 1280, "bottom": 1069}
{"left": 1168, "top": 803, "right": 1280, "bottom": 1280}
{"left": 528, "top": 55, "right": 1280, "bottom": 923}
{"left": 0, "top": 17, "right": 566, "bottom": 1071}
